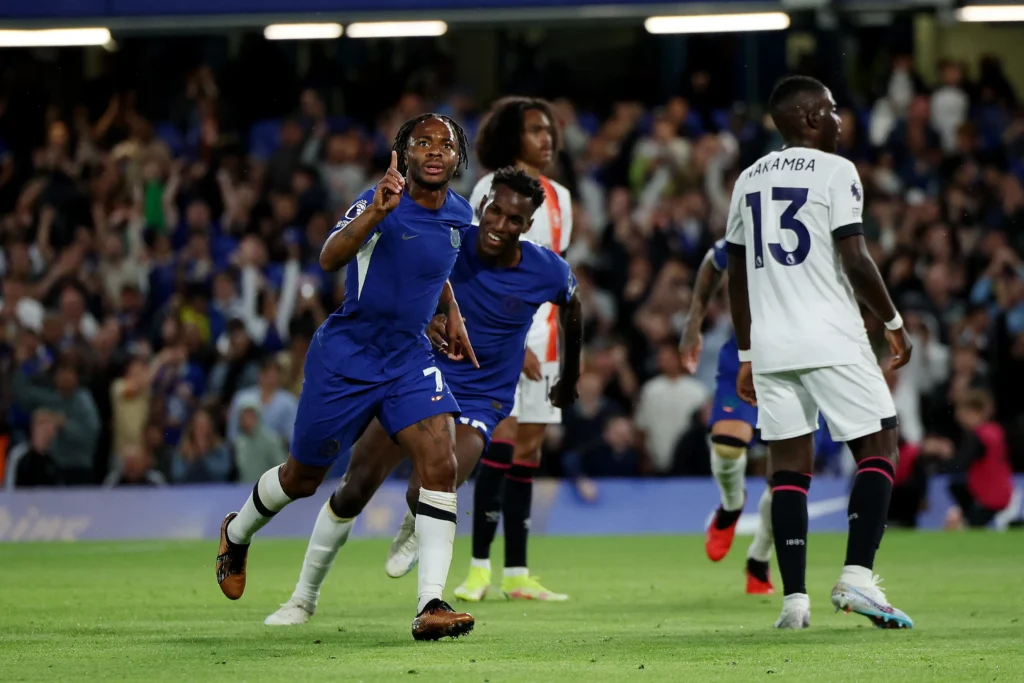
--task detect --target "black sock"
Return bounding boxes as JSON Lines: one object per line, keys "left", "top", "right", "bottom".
{"left": 715, "top": 507, "right": 744, "bottom": 529}
{"left": 845, "top": 457, "right": 895, "bottom": 569}
{"left": 771, "top": 471, "right": 811, "bottom": 596}
{"left": 471, "top": 441, "right": 513, "bottom": 560}
{"left": 746, "top": 557, "right": 770, "bottom": 582}
{"left": 503, "top": 462, "right": 535, "bottom": 569}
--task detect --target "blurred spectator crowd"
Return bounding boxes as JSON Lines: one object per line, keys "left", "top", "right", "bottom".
{"left": 0, "top": 50, "right": 1022, "bottom": 521}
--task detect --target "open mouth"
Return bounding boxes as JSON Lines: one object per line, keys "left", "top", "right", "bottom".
{"left": 484, "top": 231, "right": 503, "bottom": 247}
{"left": 424, "top": 162, "right": 445, "bottom": 176}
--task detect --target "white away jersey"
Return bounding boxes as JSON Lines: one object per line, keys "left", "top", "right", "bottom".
{"left": 470, "top": 172, "right": 574, "bottom": 361}
{"left": 724, "top": 147, "right": 870, "bottom": 373}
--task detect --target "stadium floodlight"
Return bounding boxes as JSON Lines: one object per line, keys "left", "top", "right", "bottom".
{"left": 956, "top": 5, "right": 1024, "bottom": 22}
{"left": 0, "top": 28, "right": 112, "bottom": 48}
{"left": 344, "top": 21, "right": 448, "bottom": 39}
{"left": 264, "top": 23, "right": 343, "bottom": 40}
{"left": 644, "top": 12, "right": 791, "bottom": 34}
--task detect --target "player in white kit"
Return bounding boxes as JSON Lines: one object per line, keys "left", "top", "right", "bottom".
{"left": 725, "top": 76, "right": 914, "bottom": 630}
{"left": 437, "top": 97, "right": 573, "bottom": 601}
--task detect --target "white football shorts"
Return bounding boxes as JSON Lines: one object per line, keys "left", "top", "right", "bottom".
{"left": 753, "top": 347, "right": 897, "bottom": 443}
{"left": 510, "top": 360, "right": 562, "bottom": 425}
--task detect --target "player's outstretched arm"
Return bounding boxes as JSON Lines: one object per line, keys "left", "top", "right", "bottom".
{"left": 725, "top": 246, "right": 751, "bottom": 357}
{"left": 726, "top": 244, "right": 757, "bottom": 406}
{"left": 319, "top": 151, "right": 404, "bottom": 272}
{"left": 835, "top": 233, "right": 913, "bottom": 369}
{"left": 680, "top": 247, "right": 725, "bottom": 373}
{"left": 550, "top": 290, "right": 583, "bottom": 408}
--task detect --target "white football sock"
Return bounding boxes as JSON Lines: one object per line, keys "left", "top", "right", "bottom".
{"left": 470, "top": 558, "right": 491, "bottom": 572}
{"left": 291, "top": 502, "right": 354, "bottom": 607}
{"left": 227, "top": 465, "right": 293, "bottom": 545}
{"left": 415, "top": 488, "right": 457, "bottom": 613}
{"left": 711, "top": 446, "right": 747, "bottom": 512}
{"left": 503, "top": 567, "right": 528, "bottom": 578}
{"left": 747, "top": 488, "right": 774, "bottom": 562}
{"left": 840, "top": 564, "right": 873, "bottom": 584}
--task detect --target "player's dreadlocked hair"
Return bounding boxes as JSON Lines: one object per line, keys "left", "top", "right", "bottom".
{"left": 475, "top": 96, "right": 562, "bottom": 172}
{"left": 391, "top": 113, "right": 469, "bottom": 176}
{"left": 768, "top": 75, "right": 827, "bottom": 120}
{"left": 491, "top": 166, "right": 546, "bottom": 211}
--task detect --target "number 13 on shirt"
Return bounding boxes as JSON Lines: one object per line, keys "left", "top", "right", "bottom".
{"left": 744, "top": 187, "right": 811, "bottom": 269}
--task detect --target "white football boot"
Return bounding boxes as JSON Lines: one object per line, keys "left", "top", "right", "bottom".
{"left": 832, "top": 569, "right": 913, "bottom": 629}
{"left": 385, "top": 510, "right": 419, "bottom": 578}
{"left": 774, "top": 593, "right": 811, "bottom": 629}
{"left": 264, "top": 597, "right": 316, "bottom": 626}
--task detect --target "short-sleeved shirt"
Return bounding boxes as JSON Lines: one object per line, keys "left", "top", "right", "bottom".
{"left": 438, "top": 225, "right": 576, "bottom": 412}
{"left": 318, "top": 186, "right": 473, "bottom": 382}
{"left": 724, "top": 148, "right": 869, "bottom": 373}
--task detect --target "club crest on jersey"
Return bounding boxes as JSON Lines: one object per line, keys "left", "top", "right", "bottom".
{"left": 851, "top": 181, "right": 862, "bottom": 202}
{"left": 450, "top": 227, "right": 461, "bottom": 249}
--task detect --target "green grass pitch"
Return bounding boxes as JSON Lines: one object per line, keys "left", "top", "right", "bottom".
{"left": 3, "top": 532, "right": 1021, "bottom": 682}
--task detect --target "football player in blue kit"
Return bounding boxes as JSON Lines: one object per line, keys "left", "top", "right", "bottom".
{"left": 680, "top": 238, "right": 776, "bottom": 594}
{"left": 261, "top": 167, "right": 582, "bottom": 630}
{"left": 215, "top": 114, "right": 483, "bottom": 641}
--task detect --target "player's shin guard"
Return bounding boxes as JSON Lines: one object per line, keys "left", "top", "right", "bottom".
{"left": 771, "top": 472, "right": 811, "bottom": 596}
{"left": 291, "top": 499, "right": 354, "bottom": 607}
{"left": 471, "top": 440, "right": 513, "bottom": 566}
{"left": 503, "top": 462, "right": 536, "bottom": 572}
{"left": 844, "top": 457, "right": 895, "bottom": 570}
{"left": 227, "top": 465, "right": 293, "bottom": 545}
{"left": 711, "top": 436, "right": 748, "bottom": 520}
{"left": 416, "top": 488, "right": 458, "bottom": 613}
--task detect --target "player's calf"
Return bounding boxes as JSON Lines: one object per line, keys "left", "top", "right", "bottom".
{"left": 706, "top": 422, "right": 751, "bottom": 562}
{"left": 844, "top": 425, "right": 899, "bottom": 574}
{"left": 401, "top": 414, "right": 463, "bottom": 633}
{"left": 771, "top": 471, "right": 811, "bottom": 599}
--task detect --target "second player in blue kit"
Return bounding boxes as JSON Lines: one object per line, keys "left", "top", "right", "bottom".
{"left": 681, "top": 238, "right": 776, "bottom": 594}
{"left": 261, "top": 166, "right": 583, "bottom": 628}
{"left": 215, "top": 114, "right": 484, "bottom": 641}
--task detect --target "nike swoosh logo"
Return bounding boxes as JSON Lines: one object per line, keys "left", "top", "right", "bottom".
{"left": 401, "top": 233, "right": 419, "bottom": 240}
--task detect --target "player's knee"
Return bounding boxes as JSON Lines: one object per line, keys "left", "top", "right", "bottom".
{"left": 419, "top": 452, "right": 457, "bottom": 492}
{"left": 711, "top": 435, "right": 747, "bottom": 460}
{"left": 278, "top": 460, "right": 324, "bottom": 499}
{"left": 513, "top": 427, "right": 544, "bottom": 465}
{"left": 330, "top": 475, "right": 374, "bottom": 518}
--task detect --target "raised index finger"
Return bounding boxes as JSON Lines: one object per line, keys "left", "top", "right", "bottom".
{"left": 390, "top": 150, "right": 398, "bottom": 171}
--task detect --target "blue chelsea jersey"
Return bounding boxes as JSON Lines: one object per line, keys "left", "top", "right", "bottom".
{"left": 316, "top": 186, "right": 473, "bottom": 382}
{"left": 437, "top": 225, "right": 577, "bottom": 411}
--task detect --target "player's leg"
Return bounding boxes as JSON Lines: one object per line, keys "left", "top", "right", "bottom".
{"left": 217, "top": 455, "right": 333, "bottom": 599}
{"left": 808, "top": 357, "right": 913, "bottom": 629}
{"left": 501, "top": 361, "right": 567, "bottom": 601}
{"left": 755, "top": 370, "right": 818, "bottom": 629}
{"left": 217, "top": 347, "right": 373, "bottom": 601}
{"left": 745, "top": 441, "right": 775, "bottom": 595}
{"left": 383, "top": 366, "right": 473, "bottom": 640}
{"left": 456, "top": 416, "right": 516, "bottom": 598}
{"left": 267, "top": 419, "right": 405, "bottom": 625}
{"left": 387, "top": 421, "right": 488, "bottom": 580}
{"left": 705, "top": 406, "right": 753, "bottom": 561}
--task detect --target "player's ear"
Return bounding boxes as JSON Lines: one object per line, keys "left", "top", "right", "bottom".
{"left": 806, "top": 106, "right": 821, "bottom": 131}
{"left": 477, "top": 196, "right": 488, "bottom": 217}
{"left": 523, "top": 218, "right": 534, "bottom": 235}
